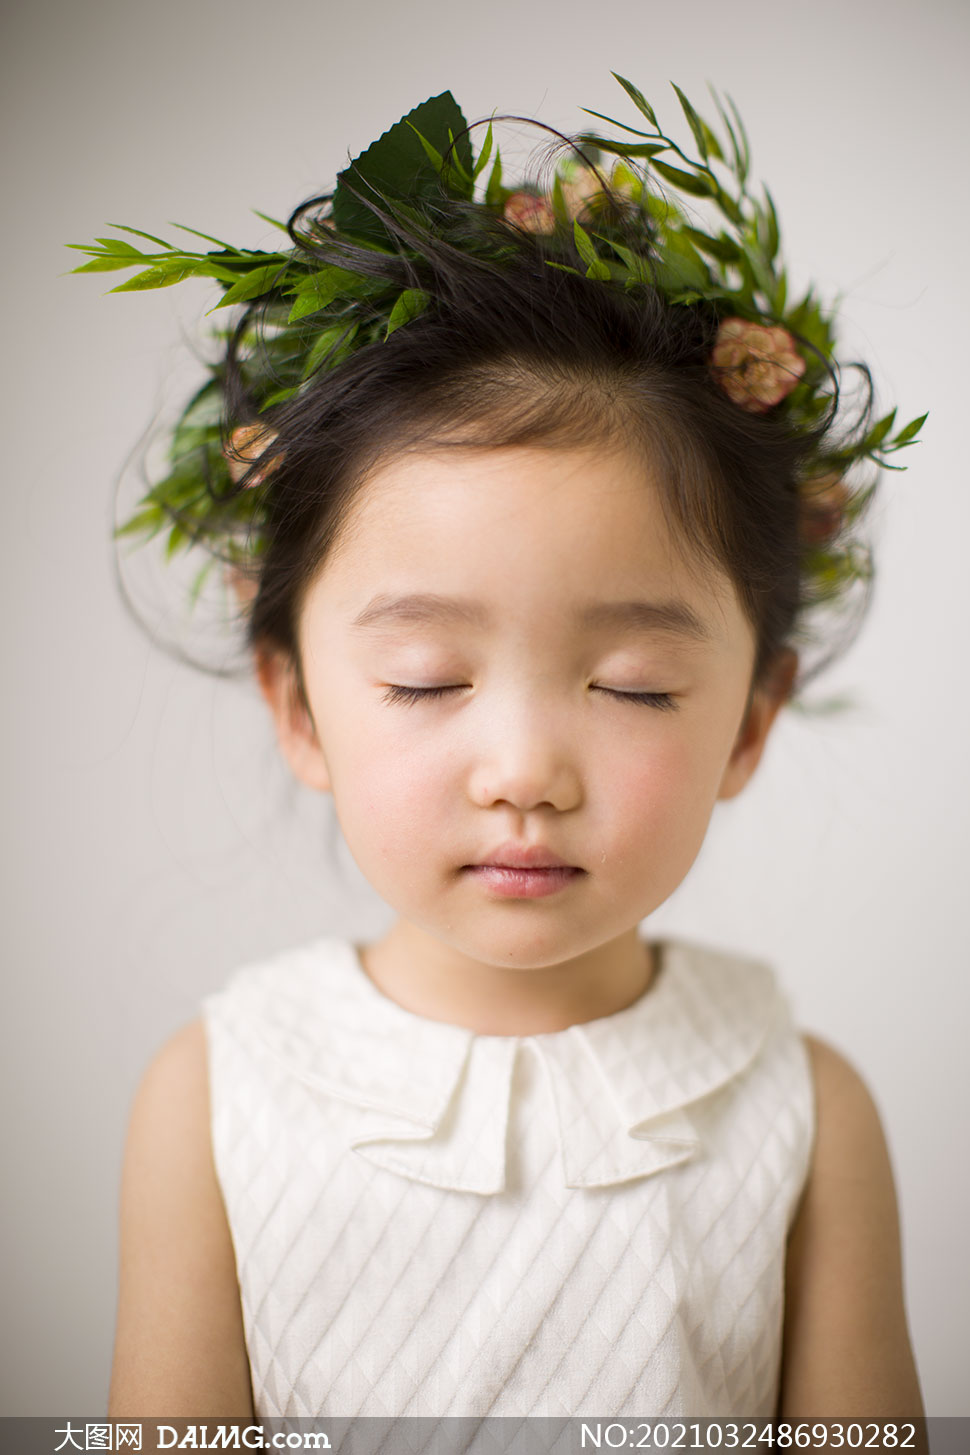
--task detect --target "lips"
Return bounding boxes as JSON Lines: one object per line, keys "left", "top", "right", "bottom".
{"left": 468, "top": 842, "right": 580, "bottom": 871}
{"left": 464, "top": 863, "right": 583, "bottom": 899}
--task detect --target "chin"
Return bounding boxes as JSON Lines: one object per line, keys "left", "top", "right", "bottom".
{"left": 435, "top": 920, "right": 613, "bottom": 973}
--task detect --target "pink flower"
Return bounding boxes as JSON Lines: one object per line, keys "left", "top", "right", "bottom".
{"left": 224, "top": 423, "right": 282, "bottom": 487}
{"left": 503, "top": 190, "right": 556, "bottom": 235}
{"left": 710, "top": 317, "right": 806, "bottom": 413}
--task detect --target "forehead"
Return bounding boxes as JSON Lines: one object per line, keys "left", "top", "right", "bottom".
{"left": 313, "top": 443, "right": 748, "bottom": 646}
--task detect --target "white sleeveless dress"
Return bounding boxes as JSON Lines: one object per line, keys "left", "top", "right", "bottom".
{"left": 202, "top": 933, "right": 814, "bottom": 1418}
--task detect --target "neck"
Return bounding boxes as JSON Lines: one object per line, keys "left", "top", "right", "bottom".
{"left": 356, "top": 921, "right": 656, "bottom": 1035}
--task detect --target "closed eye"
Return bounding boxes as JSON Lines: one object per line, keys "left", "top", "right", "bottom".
{"left": 381, "top": 684, "right": 465, "bottom": 706}
{"left": 593, "top": 687, "right": 679, "bottom": 711}
{"left": 381, "top": 684, "right": 678, "bottom": 711}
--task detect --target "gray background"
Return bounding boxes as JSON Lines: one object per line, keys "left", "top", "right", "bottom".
{"left": 2, "top": 0, "right": 967, "bottom": 1417}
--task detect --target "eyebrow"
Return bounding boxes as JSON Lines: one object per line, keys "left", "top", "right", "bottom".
{"left": 349, "top": 592, "right": 713, "bottom": 642}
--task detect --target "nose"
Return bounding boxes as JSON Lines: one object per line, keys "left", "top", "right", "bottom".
{"left": 466, "top": 690, "right": 583, "bottom": 814}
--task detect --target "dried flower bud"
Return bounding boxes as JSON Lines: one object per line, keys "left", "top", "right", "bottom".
{"left": 559, "top": 163, "right": 605, "bottom": 221}
{"left": 799, "top": 471, "right": 850, "bottom": 545}
{"left": 710, "top": 317, "right": 806, "bottom": 413}
{"left": 225, "top": 424, "right": 283, "bottom": 487}
{"left": 502, "top": 190, "right": 557, "bottom": 234}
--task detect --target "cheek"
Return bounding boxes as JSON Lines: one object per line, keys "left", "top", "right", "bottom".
{"left": 325, "top": 717, "right": 450, "bottom": 858}
{"left": 605, "top": 730, "right": 728, "bottom": 855}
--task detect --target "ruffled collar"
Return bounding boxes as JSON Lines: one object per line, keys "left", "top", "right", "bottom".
{"left": 230, "top": 932, "right": 779, "bottom": 1195}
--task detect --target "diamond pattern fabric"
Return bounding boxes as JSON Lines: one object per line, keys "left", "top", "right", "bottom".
{"left": 202, "top": 933, "right": 814, "bottom": 1417}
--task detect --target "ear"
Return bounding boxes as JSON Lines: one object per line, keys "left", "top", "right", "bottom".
{"left": 254, "top": 647, "right": 332, "bottom": 794}
{"left": 717, "top": 649, "right": 798, "bottom": 802}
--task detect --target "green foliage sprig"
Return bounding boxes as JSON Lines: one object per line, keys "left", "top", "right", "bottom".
{"left": 572, "top": 79, "right": 926, "bottom": 469}
{"left": 69, "top": 78, "right": 926, "bottom": 610}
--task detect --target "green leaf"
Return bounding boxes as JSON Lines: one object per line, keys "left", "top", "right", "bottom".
{"left": 114, "top": 506, "right": 167, "bottom": 541}
{"left": 108, "top": 223, "right": 175, "bottom": 250}
{"left": 785, "top": 290, "right": 834, "bottom": 355}
{"left": 286, "top": 265, "right": 361, "bottom": 322}
{"left": 611, "top": 73, "right": 659, "bottom": 128}
{"left": 699, "top": 119, "right": 724, "bottom": 163}
{"left": 252, "top": 209, "right": 289, "bottom": 233}
{"left": 759, "top": 188, "right": 780, "bottom": 262}
{"left": 712, "top": 183, "right": 744, "bottom": 227}
{"left": 406, "top": 122, "right": 446, "bottom": 174}
{"left": 731, "top": 253, "right": 758, "bottom": 312}
{"left": 644, "top": 191, "right": 686, "bottom": 228}
{"left": 576, "top": 135, "right": 669, "bottom": 160}
{"left": 861, "top": 409, "right": 898, "bottom": 454}
{"left": 546, "top": 172, "right": 570, "bottom": 225}
{"left": 405, "top": 122, "right": 474, "bottom": 196}
{"left": 332, "top": 91, "right": 473, "bottom": 246}
{"left": 671, "top": 83, "right": 709, "bottom": 161}
{"left": 446, "top": 127, "right": 474, "bottom": 187}
{"left": 789, "top": 692, "right": 859, "bottom": 718}
{"left": 572, "top": 220, "right": 608, "bottom": 278}
{"left": 711, "top": 91, "right": 748, "bottom": 187}
{"left": 94, "top": 236, "right": 150, "bottom": 256}
{"left": 609, "top": 159, "right": 644, "bottom": 202}
{"left": 652, "top": 158, "right": 715, "bottom": 197}
{"left": 472, "top": 120, "right": 494, "bottom": 181}
{"left": 655, "top": 231, "right": 710, "bottom": 292}
{"left": 889, "top": 411, "right": 928, "bottom": 446}
{"left": 544, "top": 261, "right": 583, "bottom": 278}
{"left": 681, "top": 226, "right": 741, "bottom": 263}
{"left": 301, "top": 322, "right": 356, "bottom": 379}
{"left": 190, "top": 257, "right": 251, "bottom": 285}
{"left": 260, "top": 386, "right": 299, "bottom": 410}
{"left": 169, "top": 382, "right": 223, "bottom": 459}
{"left": 72, "top": 255, "right": 148, "bottom": 274}
{"left": 774, "top": 268, "right": 788, "bottom": 315}
{"left": 110, "top": 262, "right": 199, "bottom": 291}
{"left": 165, "top": 522, "right": 190, "bottom": 560}
{"left": 579, "top": 107, "right": 655, "bottom": 140}
{"left": 598, "top": 235, "right": 652, "bottom": 285}
{"left": 385, "top": 288, "right": 429, "bottom": 337}
{"left": 212, "top": 262, "right": 287, "bottom": 309}
{"left": 179, "top": 381, "right": 224, "bottom": 429}
{"left": 145, "top": 459, "right": 209, "bottom": 508}
{"left": 741, "top": 242, "right": 777, "bottom": 304}
{"left": 170, "top": 222, "right": 240, "bottom": 252}
{"left": 725, "top": 94, "right": 750, "bottom": 181}
{"left": 484, "top": 147, "right": 504, "bottom": 208}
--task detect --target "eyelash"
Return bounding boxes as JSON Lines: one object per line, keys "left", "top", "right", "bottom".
{"left": 381, "top": 684, "right": 679, "bottom": 711}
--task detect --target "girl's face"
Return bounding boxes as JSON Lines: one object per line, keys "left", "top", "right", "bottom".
{"left": 262, "top": 442, "right": 789, "bottom": 1016}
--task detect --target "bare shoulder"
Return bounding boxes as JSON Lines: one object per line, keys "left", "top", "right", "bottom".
{"left": 109, "top": 1017, "right": 254, "bottom": 1417}
{"left": 777, "top": 1032, "right": 924, "bottom": 1419}
{"left": 133, "top": 1016, "right": 209, "bottom": 1121}
{"left": 802, "top": 1032, "right": 888, "bottom": 1165}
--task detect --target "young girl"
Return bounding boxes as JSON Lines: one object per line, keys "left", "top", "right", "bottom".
{"left": 82, "top": 80, "right": 926, "bottom": 1421}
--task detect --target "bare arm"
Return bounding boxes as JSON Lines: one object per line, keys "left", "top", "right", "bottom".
{"left": 108, "top": 1019, "right": 255, "bottom": 1417}
{"left": 778, "top": 1033, "right": 923, "bottom": 1418}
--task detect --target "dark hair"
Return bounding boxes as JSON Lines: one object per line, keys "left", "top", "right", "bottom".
{"left": 221, "top": 184, "right": 868, "bottom": 700}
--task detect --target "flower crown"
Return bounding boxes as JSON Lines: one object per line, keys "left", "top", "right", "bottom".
{"left": 69, "top": 76, "right": 926, "bottom": 613}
